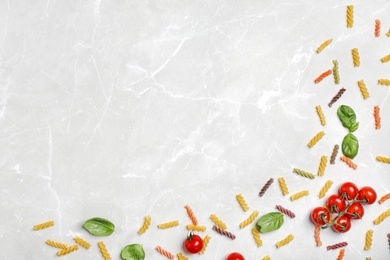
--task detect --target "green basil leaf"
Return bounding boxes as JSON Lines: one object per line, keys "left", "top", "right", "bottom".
{"left": 121, "top": 244, "right": 145, "bottom": 260}
{"left": 349, "top": 122, "right": 359, "bottom": 133}
{"left": 256, "top": 212, "right": 284, "bottom": 233}
{"left": 337, "top": 105, "right": 358, "bottom": 131}
{"left": 342, "top": 133, "right": 359, "bottom": 159}
{"left": 83, "top": 217, "right": 115, "bottom": 236}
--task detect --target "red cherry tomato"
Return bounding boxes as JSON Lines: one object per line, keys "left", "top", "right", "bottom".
{"left": 184, "top": 232, "right": 204, "bottom": 254}
{"left": 357, "top": 186, "right": 377, "bottom": 204}
{"left": 226, "top": 252, "right": 245, "bottom": 260}
{"left": 346, "top": 202, "right": 364, "bottom": 219}
{"left": 327, "top": 194, "right": 347, "bottom": 213}
{"left": 339, "top": 182, "right": 358, "bottom": 200}
{"left": 332, "top": 215, "right": 352, "bottom": 233}
{"left": 311, "top": 207, "right": 331, "bottom": 226}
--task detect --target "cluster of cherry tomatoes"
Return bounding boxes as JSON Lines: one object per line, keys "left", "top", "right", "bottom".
{"left": 311, "top": 182, "right": 377, "bottom": 233}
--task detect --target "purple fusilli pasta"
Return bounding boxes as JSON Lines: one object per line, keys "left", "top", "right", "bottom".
{"left": 326, "top": 241, "right": 348, "bottom": 251}
{"left": 259, "top": 178, "right": 274, "bottom": 197}
{"left": 212, "top": 225, "right": 236, "bottom": 240}
{"left": 275, "top": 205, "right": 296, "bottom": 218}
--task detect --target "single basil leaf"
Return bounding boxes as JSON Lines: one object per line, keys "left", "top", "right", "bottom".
{"left": 256, "top": 212, "right": 284, "bottom": 233}
{"left": 121, "top": 244, "right": 145, "bottom": 260}
{"left": 83, "top": 217, "right": 115, "bottom": 236}
{"left": 342, "top": 133, "right": 359, "bottom": 159}
{"left": 349, "top": 122, "right": 359, "bottom": 133}
{"left": 337, "top": 105, "right": 357, "bottom": 131}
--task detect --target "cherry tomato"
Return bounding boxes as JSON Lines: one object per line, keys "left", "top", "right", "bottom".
{"left": 327, "top": 194, "right": 347, "bottom": 213}
{"left": 226, "top": 252, "right": 245, "bottom": 260}
{"left": 357, "top": 186, "right": 377, "bottom": 204}
{"left": 332, "top": 215, "right": 352, "bottom": 233}
{"left": 184, "top": 232, "right": 204, "bottom": 254}
{"left": 311, "top": 207, "right": 331, "bottom": 226}
{"left": 346, "top": 202, "right": 364, "bottom": 219}
{"left": 339, "top": 182, "right": 358, "bottom": 200}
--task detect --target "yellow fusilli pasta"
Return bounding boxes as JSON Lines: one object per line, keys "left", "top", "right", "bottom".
{"left": 236, "top": 193, "right": 250, "bottom": 212}
{"left": 316, "top": 39, "right": 333, "bottom": 53}
{"left": 290, "top": 190, "right": 309, "bottom": 201}
{"left": 307, "top": 131, "right": 325, "bottom": 148}
{"left": 381, "top": 54, "right": 390, "bottom": 63}
{"left": 317, "top": 155, "right": 328, "bottom": 176}
{"left": 199, "top": 235, "right": 211, "bottom": 255}
{"left": 333, "top": 60, "right": 340, "bottom": 84}
{"left": 33, "top": 220, "right": 55, "bottom": 231}
{"left": 210, "top": 214, "right": 227, "bottom": 230}
{"left": 352, "top": 48, "right": 360, "bottom": 67}
{"left": 251, "top": 226, "right": 263, "bottom": 247}
{"left": 187, "top": 224, "right": 206, "bottom": 232}
{"left": 98, "top": 241, "right": 112, "bottom": 260}
{"left": 138, "top": 215, "right": 151, "bottom": 234}
{"left": 276, "top": 234, "right": 294, "bottom": 248}
{"left": 74, "top": 236, "right": 91, "bottom": 249}
{"left": 57, "top": 245, "right": 79, "bottom": 257}
{"left": 347, "top": 5, "right": 354, "bottom": 28}
{"left": 240, "top": 210, "right": 259, "bottom": 228}
{"left": 377, "top": 156, "right": 390, "bottom": 163}
{"left": 278, "top": 177, "right": 289, "bottom": 195}
{"left": 158, "top": 220, "right": 179, "bottom": 229}
{"left": 318, "top": 180, "right": 333, "bottom": 199}
{"left": 373, "top": 209, "right": 390, "bottom": 225}
{"left": 378, "top": 79, "right": 390, "bottom": 86}
{"left": 263, "top": 255, "right": 271, "bottom": 260}
{"left": 357, "top": 80, "right": 370, "bottom": 99}
{"left": 177, "top": 252, "right": 189, "bottom": 260}
{"left": 46, "top": 239, "right": 69, "bottom": 249}
{"left": 316, "top": 105, "right": 326, "bottom": 126}
{"left": 364, "top": 229, "right": 373, "bottom": 250}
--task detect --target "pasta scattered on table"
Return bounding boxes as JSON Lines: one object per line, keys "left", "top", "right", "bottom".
{"left": 240, "top": 210, "right": 259, "bottom": 228}
{"left": 57, "top": 244, "right": 79, "bottom": 257}
{"left": 236, "top": 193, "right": 250, "bottom": 212}
{"left": 352, "top": 48, "right": 360, "bottom": 67}
{"left": 307, "top": 131, "right": 325, "bottom": 148}
{"left": 138, "top": 215, "right": 151, "bottom": 234}
{"left": 381, "top": 54, "right": 390, "bottom": 63}
{"left": 177, "top": 252, "right": 188, "bottom": 260}
{"left": 275, "top": 205, "right": 295, "bottom": 218}
{"left": 375, "top": 19, "right": 381, "bottom": 37}
{"left": 378, "top": 79, "right": 390, "bottom": 86}
{"left": 98, "top": 241, "right": 112, "bottom": 260}
{"left": 373, "top": 208, "right": 390, "bottom": 225}
{"left": 157, "top": 220, "right": 179, "bottom": 229}
{"left": 376, "top": 156, "right": 390, "bottom": 163}
{"left": 156, "top": 245, "right": 174, "bottom": 260}
{"left": 333, "top": 60, "right": 340, "bottom": 84}
{"left": 317, "top": 155, "right": 328, "bottom": 176}
{"left": 364, "top": 229, "right": 373, "bottom": 250}
{"left": 314, "top": 225, "right": 322, "bottom": 246}
{"left": 184, "top": 204, "right": 198, "bottom": 226}
{"left": 46, "top": 239, "right": 69, "bottom": 249}
{"left": 378, "top": 193, "right": 390, "bottom": 204}
{"left": 278, "top": 177, "right": 289, "bottom": 195}
{"left": 328, "top": 88, "right": 346, "bottom": 107}
{"left": 74, "top": 236, "right": 91, "bottom": 249}
{"left": 337, "top": 248, "right": 345, "bottom": 260}
{"left": 212, "top": 225, "right": 236, "bottom": 240}
{"left": 276, "top": 234, "right": 294, "bottom": 248}
{"left": 199, "top": 235, "right": 211, "bottom": 254}
{"left": 340, "top": 156, "right": 357, "bottom": 170}
{"left": 251, "top": 226, "right": 263, "bottom": 247}
{"left": 314, "top": 69, "right": 332, "bottom": 84}
{"left": 330, "top": 144, "right": 339, "bottom": 164}
{"left": 290, "top": 190, "right": 310, "bottom": 201}
{"left": 357, "top": 80, "right": 370, "bottom": 99}
{"left": 316, "top": 105, "right": 326, "bottom": 126}
{"left": 326, "top": 241, "right": 348, "bottom": 251}
{"left": 259, "top": 178, "right": 274, "bottom": 197}
{"left": 293, "top": 168, "right": 315, "bottom": 179}
{"left": 347, "top": 5, "right": 354, "bottom": 28}
{"left": 318, "top": 180, "right": 333, "bottom": 199}
{"left": 33, "top": 220, "right": 55, "bottom": 231}
{"left": 187, "top": 224, "right": 206, "bottom": 232}
{"left": 374, "top": 106, "right": 381, "bottom": 129}
{"left": 316, "top": 39, "right": 333, "bottom": 53}
{"left": 210, "top": 214, "right": 227, "bottom": 230}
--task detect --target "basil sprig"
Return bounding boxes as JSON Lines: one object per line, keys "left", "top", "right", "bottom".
{"left": 337, "top": 105, "right": 359, "bottom": 159}
{"left": 121, "top": 244, "right": 145, "bottom": 260}
{"left": 256, "top": 212, "right": 284, "bottom": 233}
{"left": 83, "top": 217, "right": 115, "bottom": 236}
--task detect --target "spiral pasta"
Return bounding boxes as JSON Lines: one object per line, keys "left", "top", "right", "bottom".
{"left": 199, "top": 235, "right": 211, "bottom": 254}
{"left": 33, "top": 220, "right": 55, "bottom": 230}
{"left": 373, "top": 208, "right": 390, "bottom": 225}
{"left": 374, "top": 106, "right": 381, "bottom": 129}
{"left": 263, "top": 255, "right": 271, "bottom": 260}
{"left": 330, "top": 144, "right": 340, "bottom": 164}
{"left": 318, "top": 180, "right": 333, "bottom": 199}
{"left": 387, "top": 30, "right": 390, "bottom": 37}
{"left": 378, "top": 193, "right": 390, "bottom": 204}
{"left": 275, "top": 205, "right": 295, "bottom": 218}
{"left": 98, "top": 241, "right": 112, "bottom": 260}
{"left": 333, "top": 60, "right": 340, "bottom": 84}
{"left": 259, "top": 178, "right": 274, "bottom": 197}
{"left": 326, "top": 241, "right": 348, "bottom": 251}
{"left": 347, "top": 5, "right": 354, "bottom": 28}
{"left": 364, "top": 229, "right": 373, "bottom": 250}
{"left": 240, "top": 210, "right": 259, "bottom": 228}
{"left": 187, "top": 224, "right": 206, "bottom": 232}
{"left": 352, "top": 48, "right": 360, "bottom": 67}
{"left": 381, "top": 54, "right": 390, "bottom": 63}
{"left": 46, "top": 239, "right": 69, "bottom": 249}
{"left": 236, "top": 193, "right": 250, "bottom": 212}
{"left": 317, "top": 155, "right": 328, "bottom": 176}
{"left": 251, "top": 226, "right": 263, "bottom": 247}
{"left": 337, "top": 248, "right": 345, "bottom": 260}
{"left": 57, "top": 244, "right": 79, "bottom": 256}
{"left": 156, "top": 246, "right": 174, "bottom": 260}
{"left": 278, "top": 177, "right": 289, "bottom": 195}
{"left": 357, "top": 80, "right": 370, "bottom": 99}
{"left": 328, "top": 88, "right": 346, "bottom": 107}
{"left": 290, "top": 190, "right": 310, "bottom": 201}
{"left": 375, "top": 19, "right": 381, "bottom": 37}
{"left": 74, "top": 236, "right": 91, "bottom": 249}
{"left": 276, "top": 234, "right": 294, "bottom": 248}
{"left": 307, "top": 131, "right": 325, "bottom": 148}
{"left": 376, "top": 156, "right": 390, "bottom": 163}
{"left": 378, "top": 79, "right": 390, "bottom": 86}
{"left": 314, "top": 70, "right": 332, "bottom": 84}
{"left": 293, "top": 168, "right": 315, "bottom": 179}
{"left": 314, "top": 225, "right": 322, "bottom": 247}
{"left": 138, "top": 215, "right": 151, "bottom": 234}
{"left": 340, "top": 156, "right": 357, "bottom": 170}
{"left": 212, "top": 225, "right": 236, "bottom": 240}
{"left": 158, "top": 220, "right": 179, "bottom": 229}
{"left": 177, "top": 252, "right": 189, "bottom": 260}
{"left": 316, "top": 39, "right": 333, "bottom": 53}
{"left": 210, "top": 214, "right": 227, "bottom": 230}
{"left": 184, "top": 205, "right": 198, "bottom": 226}
{"left": 315, "top": 105, "right": 326, "bottom": 126}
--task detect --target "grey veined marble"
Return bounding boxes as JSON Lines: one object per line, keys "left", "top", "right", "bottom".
{"left": 1, "top": 0, "right": 389, "bottom": 259}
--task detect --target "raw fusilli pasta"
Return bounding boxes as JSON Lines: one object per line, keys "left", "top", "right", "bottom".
{"left": 378, "top": 193, "right": 390, "bottom": 204}
{"left": 326, "top": 241, "right": 348, "bottom": 251}
{"left": 378, "top": 79, "right": 390, "bottom": 86}
{"left": 373, "top": 208, "right": 390, "bottom": 225}
{"left": 177, "top": 252, "right": 189, "bottom": 260}
{"left": 276, "top": 234, "right": 294, "bottom": 248}
{"left": 376, "top": 156, "right": 390, "bottom": 163}
{"left": 251, "top": 226, "right": 263, "bottom": 247}
{"left": 314, "top": 225, "right": 322, "bottom": 246}
{"left": 263, "top": 255, "right": 271, "bottom": 260}
{"left": 381, "top": 54, "right": 390, "bottom": 63}
{"left": 259, "top": 178, "right": 274, "bottom": 197}
{"left": 314, "top": 70, "right": 332, "bottom": 84}
{"left": 187, "top": 224, "right": 206, "bottom": 232}
{"left": 98, "top": 241, "right": 112, "bottom": 260}
{"left": 158, "top": 220, "right": 179, "bottom": 229}
{"left": 212, "top": 225, "right": 236, "bottom": 240}
{"left": 278, "top": 177, "right": 289, "bottom": 195}
{"left": 316, "top": 105, "right": 326, "bottom": 126}
{"left": 275, "top": 205, "right": 295, "bottom": 218}
{"left": 307, "top": 131, "right": 325, "bottom": 148}
{"left": 46, "top": 239, "right": 69, "bottom": 249}
{"left": 138, "top": 215, "right": 151, "bottom": 234}
{"left": 375, "top": 19, "right": 381, "bottom": 37}
{"left": 330, "top": 144, "right": 339, "bottom": 164}
{"left": 352, "top": 48, "right": 360, "bottom": 67}
{"left": 357, "top": 80, "right": 370, "bottom": 99}
{"left": 184, "top": 205, "right": 198, "bottom": 226}
{"left": 317, "top": 155, "right": 328, "bottom": 176}
{"left": 236, "top": 193, "right": 250, "bottom": 212}
{"left": 57, "top": 245, "right": 79, "bottom": 256}
{"left": 337, "top": 248, "right": 345, "bottom": 260}
{"left": 210, "top": 214, "right": 227, "bottom": 230}
{"left": 290, "top": 190, "right": 309, "bottom": 201}
{"left": 200, "top": 235, "right": 211, "bottom": 254}
{"left": 293, "top": 168, "right": 315, "bottom": 179}
{"left": 316, "top": 39, "right": 333, "bottom": 53}
{"left": 340, "top": 156, "right": 357, "bottom": 170}
{"left": 328, "top": 88, "right": 346, "bottom": 107}
{"left": 333, "top": 60, "right": 340, "bottom": 84}
{"left": 364, "top": 229, "right": 373, "bottom": 250}
{"left": 74, "top": 236, "right": 91, "bottom": 249}
{"left": 33, "top": 220, "right": 55, "bottom": 231}
{"left": 374, "top": 106, "right": 381, "bottom": 129}
{"left": 156, "top": 246, "right": 174, "bottom": 260}
{"left": 318, "top": 180, "right": 333, "bottom": 199}
{"left": 347, "top": 5, "right": 354, "bottom": 28}
{"left": 240, "top": 210, "right": 259, "bottom": 228}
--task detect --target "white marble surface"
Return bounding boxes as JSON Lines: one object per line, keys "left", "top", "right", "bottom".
{"left": 1, "top": 0, "right": 390, "bottom": 259}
